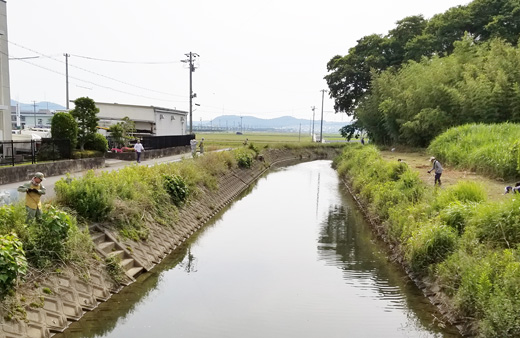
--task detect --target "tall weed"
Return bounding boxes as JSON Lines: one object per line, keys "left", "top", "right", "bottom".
{"left": 469, "top": 197, "right": 520, "bottom": 248}
{"left": 406, "top": 222, "right": 458, "bottom": 272}
{"left": 428, "top": 123, "right": 520, "bottom": 179}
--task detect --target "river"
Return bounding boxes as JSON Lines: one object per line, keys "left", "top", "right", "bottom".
{"left": 56, "top": 160, "right": 460, "bottom": 338}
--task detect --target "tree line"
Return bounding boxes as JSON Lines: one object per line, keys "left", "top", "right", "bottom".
{"left": 326, "top": 0, "right": 520, "bottom": 146}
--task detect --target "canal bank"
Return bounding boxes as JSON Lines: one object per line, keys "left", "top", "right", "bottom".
{"left": 55, "top": 160, "right": 459, "bottom": 338}
{"left": 0, "top": 147, "right": 341, "bottom": 338}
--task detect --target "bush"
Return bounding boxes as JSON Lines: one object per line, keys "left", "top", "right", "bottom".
{"left": 0, "top": 205, "right": 29, "bottom": 241}
{"left": 235, "top": 149, "right": 254, "bottom": 168}
{"left": 470, "top": 197, "right": 520, "bottom": 248}
{"left": 25, "top": 206, "right": 72, "bottom": 266}
{"left": 55, "top": 171, "right": 114, "bottom": 221}
{"left": 0, "top": 233, "right": 28, "bottom": 295}
{"left": 432, "top": 181, "right": 487, "bottom": 211}
{"left": 163, "top": 174, "right": 189, "bottom": 206}
{"left": 439, "top": 201, "right": 478, "bottom": 235}
{"left": 105, "top": 255, "right": 125, "bottom": 283}
{"left": 406, "top": 222, "right": 458, "bottom": 272}
{"left": 51, "top": 112, "right": 78, "bottom": 150}
{"left": 84, "top": 133, "right": 108, "bottom": 152}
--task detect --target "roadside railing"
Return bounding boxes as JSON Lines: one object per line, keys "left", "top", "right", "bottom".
{"left": 135, "top": 134, "right": 194, "bottom": 150}
{"left": 0, "top": 138, "right": 72, "bottom": 167}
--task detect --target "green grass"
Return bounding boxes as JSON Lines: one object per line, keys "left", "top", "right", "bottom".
{"left": 428, "top": 123, "right": 520, "bottom": 179}
{"left": 195, "top": 131, "right": 344, "bottom": 149}
{"left": 337, "top": 143, "right": 520, "bottom": 336}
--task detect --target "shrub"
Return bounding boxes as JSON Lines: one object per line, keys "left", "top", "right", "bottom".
{"left": 439, "top": 201, "right": 478, "bottom": 235}
{"left": 235, "top": 149, "right": 254, "bottom": 168}
{"left": 25, "top": 206, "right": 72, "bottom": 266}
{"left": 0, "top": 233, "right": 28, "bottom": 295}
{"left": 51, "top": 112, "right": 78, "bottom": 150}
{"left": 84, "top": 133, "right": 108, "bottom": 152}
{"left": 163, "top": 174, "right": 189, "bottom": 206}
{"left": 0, "top": 205, "right": 29, "bottom": 241}
{"left": 55, "top": 171, "right": 114, "bottom": 221}
{"left": 72, "top": 150, "right": 104, "bottom": 159}
{"left": 105, "top": 255, "right": 125, "bottom": 283}
{"left": 406, "top": 222, "right": 458, "bottom": 272}
{"left": 432, "top": 181, "right": 486, "bottom": 211}
{"left": 469, "top": 197, "right": 520, "bottom": 248}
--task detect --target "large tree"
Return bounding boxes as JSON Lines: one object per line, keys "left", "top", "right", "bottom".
{"left": 70, "top": 97, "right": 99, "bottom": 151}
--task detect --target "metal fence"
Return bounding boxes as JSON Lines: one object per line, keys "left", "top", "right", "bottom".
{"left": 0, "top": 138, "right": 72, "bottom": 167}
{"left": 137, "top": 134, "right": 194, "bottom": 150}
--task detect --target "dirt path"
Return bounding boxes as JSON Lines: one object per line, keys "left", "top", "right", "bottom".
{"left": 380, "top": 150, "right": 508, "bottom": 201}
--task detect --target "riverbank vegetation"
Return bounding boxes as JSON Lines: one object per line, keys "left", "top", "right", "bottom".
{"left": 428, "top": 123, "right": 520, "bottom": 179}
{"left": 335, "top": 143, "right": 520, "bottom": 336}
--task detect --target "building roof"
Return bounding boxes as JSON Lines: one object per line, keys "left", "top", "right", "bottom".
{"left": 95, "top": 101, "right": 187, "bottom": 115}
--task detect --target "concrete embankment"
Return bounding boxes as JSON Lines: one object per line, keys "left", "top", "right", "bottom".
{"left": 0, "top": 147, "right": 340, "bottom": 338}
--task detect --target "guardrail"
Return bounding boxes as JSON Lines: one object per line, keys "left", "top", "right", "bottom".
{"left": 0, "top": 138, "right": 72, "bottom": 167}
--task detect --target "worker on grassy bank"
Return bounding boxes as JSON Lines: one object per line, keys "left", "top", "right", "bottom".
{"left": 427, "top": 157, "right": 443, "bottom": 186}
{"left": 190, "top": 138, "right": 197, "bottom": 157}
{"left": 18, "top": 172, "right": 46, "bottom": 221}
{"left": 199, "top": 137, "right": 205, "bottom": 154}
{"left": 504, "top": 182, "right": 520, "bottom": 194}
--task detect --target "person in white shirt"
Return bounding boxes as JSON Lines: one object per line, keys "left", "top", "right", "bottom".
{"left": 134, "top": 140, "right": 144, "bottom": 163}
{"left": 190, "top": 138, "right": 197, "bottom": 156}
{"left": 427, "top": 157, "right": 443, "bottom": 186}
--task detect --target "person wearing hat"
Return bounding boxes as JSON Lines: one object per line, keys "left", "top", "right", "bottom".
{"left": 427, "top": 157, "right": 443, "bottom": 186}
{"left": 17, "top": 172, "right": 46, "bottom": 221}
{"left": 199, "top": 137, "right": 205, "bottom": 154}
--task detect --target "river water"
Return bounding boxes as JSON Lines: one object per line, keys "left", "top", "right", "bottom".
{"left": 57, "top": 160, "right": 460, "bottom": 338}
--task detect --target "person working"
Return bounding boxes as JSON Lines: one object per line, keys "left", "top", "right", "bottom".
{"left": 18, "top": 172, "right": 46, "bottom": 221}
{"left": 190, "top": 138, "right": 198, "bottom": 156}
{"left": 199, "top": 137, "right": 205, "bottom": 154}
{"left": 427, "top": 157, "right": 443, "bottom": 186}
{"left": 505, "top": 182, "right": 520, "bottom": 194}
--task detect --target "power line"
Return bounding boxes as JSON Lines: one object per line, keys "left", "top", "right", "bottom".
{"left": 14, "top": 58, "right": 189, "bottom": 104}
{"left": 7, "top": 40, "right": 186, "bottom": 98}
{"left": 69, "top": 53, "right": 181, "bottom": 64}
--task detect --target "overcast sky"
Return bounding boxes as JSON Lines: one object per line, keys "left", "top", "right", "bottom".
{"left": 5, "top": 0, "right": 469, "bottom": 122}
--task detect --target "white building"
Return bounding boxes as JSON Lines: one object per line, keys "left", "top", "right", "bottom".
{"left": 0, "top": 0, "right": 11, "bottom": 141}
{"left": 95, "top": 102, "right": 188, "bottom": 136}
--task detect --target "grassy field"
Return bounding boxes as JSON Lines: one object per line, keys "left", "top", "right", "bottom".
{"left": 381, "top": 149, "right": 507, "bottom": 201}
{"left": 195, "top": 131, "right": 344, "bottom": 149}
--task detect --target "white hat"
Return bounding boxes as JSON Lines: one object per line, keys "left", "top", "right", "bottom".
{"left": 430, "top": 157, "right": 435, "bottom": 161}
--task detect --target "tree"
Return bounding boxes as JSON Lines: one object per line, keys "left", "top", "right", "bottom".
{"left": 121, "top": 117, "right": 136, "bottom": 146}
{"left": 385, "top": 15, "right": 427, "bottom": 66}
{"left": 108, "top": 123, "right": 125, "bottom": 148}
{"left": 70, "top": 97, "right": 99, "bottom": 151}
{"left": 325, "top": 34, "right": 388, "bottom": 115}
{"left": 51, "top": 112, "right": 78, "bottom": 150}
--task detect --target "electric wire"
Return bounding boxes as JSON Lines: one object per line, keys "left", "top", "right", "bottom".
{"left": 6, "top": 40, "right": 186, "bottom": 98}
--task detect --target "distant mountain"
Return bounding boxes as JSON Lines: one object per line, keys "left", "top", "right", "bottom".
{"left": 11, "top": 100, "right": 66, "bottom": 112}
{"left": 203, "top": 115, "right": 349, "bottom": 133}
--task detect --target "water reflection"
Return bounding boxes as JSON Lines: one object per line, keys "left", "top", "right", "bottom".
{"left": 55, "top": 161, "right": 460, "bottom": 338}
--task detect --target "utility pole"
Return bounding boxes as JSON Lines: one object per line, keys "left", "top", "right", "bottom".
{"left": 319, "top": 90, "right": 326, "bottom": 143}
{"left": 64, "top": 53, "right": 70, "bottom": 109}
{"left": 311, "top": 106, "right": 316, "bottom": 141}
{"left": 32, "top": 101, "right": 37, "bottom": 128}
{"left": 181, "top": 52, "right": 199, "bottom": 134}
